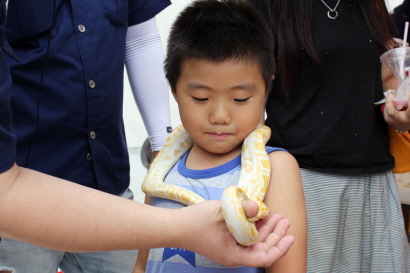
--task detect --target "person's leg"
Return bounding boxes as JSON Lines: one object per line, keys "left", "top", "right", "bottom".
{"left": 60, "top": 249, "right": 138, "bottom": 273}
{"left": 365, "top": 171, "right": 410, "bottom": 272}
{"left": 301, "top": 169, "right": 410, "bottom": 272}
{"left": 0, "top": 238, "right": 64, "bottom": 273}
{"left": 300, "top": 169, "right": 356, "bottom": 272}
{"left": 59, "top": 189, "right": 138, "bottom": 273}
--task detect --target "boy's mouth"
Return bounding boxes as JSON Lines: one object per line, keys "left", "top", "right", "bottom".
{"left": 208, "top": 133, "right": 231, "bottom": 140}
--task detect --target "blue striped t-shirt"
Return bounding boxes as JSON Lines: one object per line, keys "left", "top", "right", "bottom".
{"left": 146, "top": 146, "right": 286, "bottom": 273}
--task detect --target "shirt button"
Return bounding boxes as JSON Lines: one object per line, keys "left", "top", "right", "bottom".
{"left": 86, "top": 153, "right": 93, "bottom": 161}
{"left": 78, "top": 25, "right": 86, "bottom": 33}
{"left": 90, "top": 131, "right": 96, "bottom": 139}
{"left": 89, "top": 80, "right": 96, "bottom": 88}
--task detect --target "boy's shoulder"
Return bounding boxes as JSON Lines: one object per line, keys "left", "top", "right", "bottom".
{"left": 266, "top": 146, "right": 287, "bottom": 154}
{"left": 267, "top": 146, "right": 299, "bottom": 170}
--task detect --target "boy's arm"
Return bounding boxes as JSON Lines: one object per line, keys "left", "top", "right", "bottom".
{"left": 133, "top": 249, "right": 149, "bottom": 273}
{"left": 264, "top": 151, "right": 307, "bottom": 273}
{"left": 133, "top": 196, "right": 152, "bottom": 273}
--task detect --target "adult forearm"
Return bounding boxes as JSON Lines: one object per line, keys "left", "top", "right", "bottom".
{"left": 0, "top": 164, "right": 181, "bottom": 252}
{"left": 0, "top": 164, "right": 295, "bottom": 268}
{"left": 125, "top": 18, "right": 172, "bottom": 151}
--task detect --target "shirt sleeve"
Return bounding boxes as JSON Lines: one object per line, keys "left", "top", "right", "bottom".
{"left": 0, "top": 0, "right": 16, "bottom": 173}
{"left": 128, "top": 0, "right": 171, "bottom": 26}
{"left": 0, "top": 52, "right": 16, "bottom": 173}
{"left": 125, "top": 18, "right": 171, "bottom": 151}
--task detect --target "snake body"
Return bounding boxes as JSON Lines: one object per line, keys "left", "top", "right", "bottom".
{"left": 142, "top": 124, "right": 271, "bottom": 246}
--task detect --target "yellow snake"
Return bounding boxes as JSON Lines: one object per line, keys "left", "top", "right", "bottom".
{"left": 142, "top": 124, "right": 271, "bottom": 246}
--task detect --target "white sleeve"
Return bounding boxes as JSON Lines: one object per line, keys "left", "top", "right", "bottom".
{"left": 125, "top": 18, "right": 171, "bottom": 151}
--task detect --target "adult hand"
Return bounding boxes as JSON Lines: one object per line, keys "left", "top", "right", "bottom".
{"left": 383, "top": 92, "right": 410, "bottom": 131}
{"left": 393, "top": 38, "right": 409, "bottom": 47}
{"left": 177, "top": 200, "right": 294, "bottom": 268}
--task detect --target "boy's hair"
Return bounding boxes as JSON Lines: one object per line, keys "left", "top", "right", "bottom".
{"left": 165, "top": 0, "right": 275, "bottom": 92}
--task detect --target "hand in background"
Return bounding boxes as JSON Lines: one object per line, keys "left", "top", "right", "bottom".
{"left": 384, "top": 92, "right": 410, "bottom": 131}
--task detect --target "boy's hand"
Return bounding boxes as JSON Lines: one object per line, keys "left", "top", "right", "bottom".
{"left": 178, "top": 200, "right": 294, "bottom": 268}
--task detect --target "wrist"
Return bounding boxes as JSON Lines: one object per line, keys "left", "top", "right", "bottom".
{"left": 166, "top": 208, "right": 186, "bottom": 249}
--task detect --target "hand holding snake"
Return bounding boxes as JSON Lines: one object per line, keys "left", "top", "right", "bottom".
{"left": 142, "top": 124, "right": 271, "bottom": 246}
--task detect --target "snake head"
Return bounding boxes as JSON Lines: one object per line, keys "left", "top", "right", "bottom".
{"left": 221, "top": 186, "right": 264, "bottom": 246}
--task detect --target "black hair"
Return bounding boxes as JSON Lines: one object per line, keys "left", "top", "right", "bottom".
{"left": 270, "top": 0, "right": 397, "bottom": 97}
{"left": 165, "top": 0, "right": 275, "bottom": 92}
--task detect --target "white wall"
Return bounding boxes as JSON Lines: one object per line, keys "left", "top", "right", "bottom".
{"left": 123, "top": 0, "right": 405, "bottom": 148}
{"left": 388, "top": 0, "right": 404, "bottom": 11}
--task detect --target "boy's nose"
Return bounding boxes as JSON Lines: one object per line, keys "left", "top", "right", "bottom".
{"left": 210, "top": 104, "right": 231, "bottom": 125}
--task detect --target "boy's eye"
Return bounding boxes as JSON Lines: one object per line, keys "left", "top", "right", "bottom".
{"left": 193, "top": 97, "right": 208, "bottom": 102}
{"left": 234, "top": 98, "right": 249, "bottom": 103}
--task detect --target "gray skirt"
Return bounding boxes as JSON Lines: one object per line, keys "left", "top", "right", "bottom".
{"left": 301, "top": 169, "right": 410, "bottom": 273}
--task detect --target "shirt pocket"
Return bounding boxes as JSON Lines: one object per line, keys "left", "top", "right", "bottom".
{"left": 6, "top": 0, "right": 54, "bottom": 40}
{"left": 101, "top": 0, "right": 128, "bottom": 26}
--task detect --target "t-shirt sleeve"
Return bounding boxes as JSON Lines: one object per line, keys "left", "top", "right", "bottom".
{"left": 128, "top": 0, "right": 171, "bottom": 26}
{"left": 266, "top": 146, "right": 287, "bottom": 154}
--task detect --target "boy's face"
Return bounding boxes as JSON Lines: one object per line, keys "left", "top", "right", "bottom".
{"left": 173, "top": 58, "right": 267, "bottom": 156}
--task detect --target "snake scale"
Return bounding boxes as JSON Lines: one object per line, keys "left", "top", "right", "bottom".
{"left": 142, "top": 124, "right": 271, "bottom": 246}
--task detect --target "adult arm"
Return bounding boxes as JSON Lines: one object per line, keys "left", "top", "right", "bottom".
{"left": 0, "top": 164, "right": 293, "bottom": 267}
{"left": 125, "top": 18, "right": 171, "bottom": 152}
{"left": 264, "top": 151, "right": 307, "bottom": 273}
{"left": 383, "top": 92, "right": 410, "bottom": 131}
{"left": 381, "top": 42, "right": 410, "bottom": 131}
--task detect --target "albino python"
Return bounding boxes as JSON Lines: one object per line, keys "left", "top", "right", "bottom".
{"left": 142, "top": 124, "right": 271, "bottom": 246}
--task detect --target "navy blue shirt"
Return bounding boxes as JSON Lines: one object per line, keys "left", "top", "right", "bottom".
{"left": 5, "top": 0, "right": 170, "bottom": 194}
{"left": 0, "top": 0, "right": 16, "bottom": 173}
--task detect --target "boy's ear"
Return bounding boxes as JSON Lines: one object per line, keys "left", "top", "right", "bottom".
{"left": 265, "top": 75, "right": 275, "bottom": 99}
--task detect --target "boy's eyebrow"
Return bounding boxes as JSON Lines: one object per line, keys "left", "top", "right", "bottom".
{"left": 186, "top": 82, "right": 211, "bottom": 90}
{"left": 232, "top": 83, "right": 257, "bottom": 91}
{"left": 186, "top": 82, "right": 258, "bottom": 91}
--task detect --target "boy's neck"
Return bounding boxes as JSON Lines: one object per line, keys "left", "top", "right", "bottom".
{"left": 185, "top": 144, "right": 242, "bottom": 170}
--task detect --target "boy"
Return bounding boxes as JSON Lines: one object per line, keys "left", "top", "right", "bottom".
{"left": 134, "top": 0, "right": 307, "bottom": 272}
